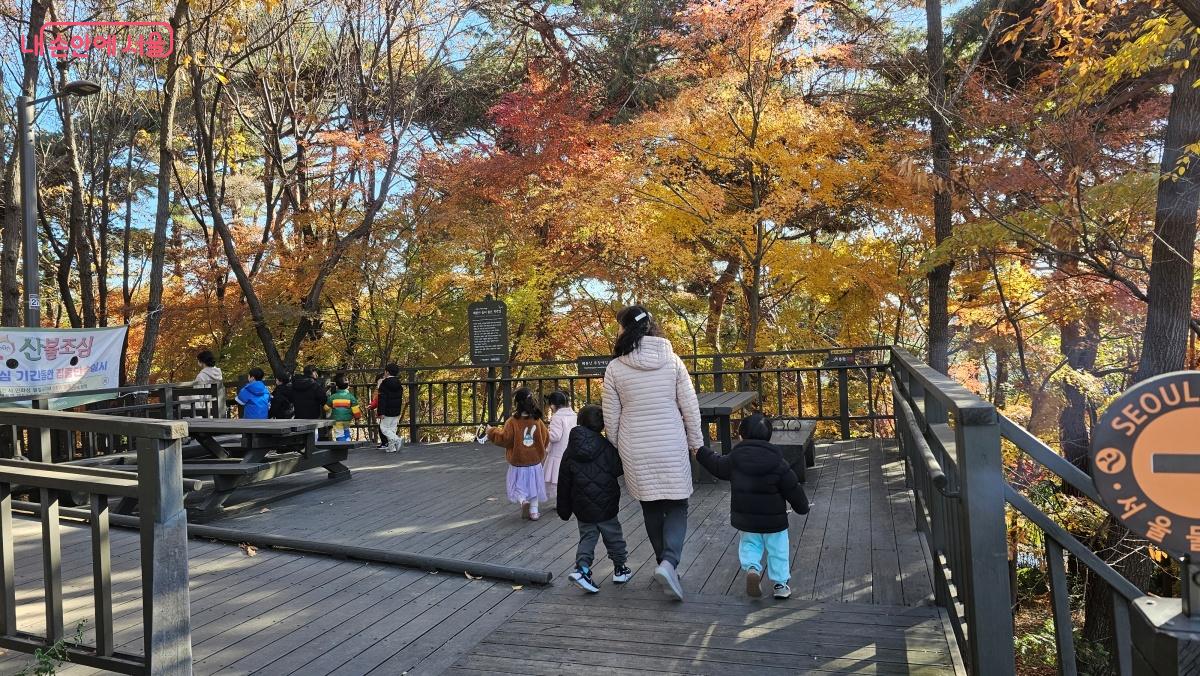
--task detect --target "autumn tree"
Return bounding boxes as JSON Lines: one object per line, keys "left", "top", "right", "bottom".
{"left": 628, "top": 0, "right": 916, "bottom": 355}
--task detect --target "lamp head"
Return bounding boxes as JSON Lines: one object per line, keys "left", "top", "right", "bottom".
{"left": 61, "top": 80, "right": 101, "bottom": 97}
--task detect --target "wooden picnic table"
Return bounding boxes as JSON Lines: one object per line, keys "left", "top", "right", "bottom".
{"left": 176, "top": 417, "right": 357, "bottom": 521}
{"left": 694, "top": 391, "right": 757, "bottom": 484}
{"left": 182, "top": 417, "right": 330, "bottom": 462}
{"left": 697, "top": 391, "right": 758, "bottom": 451}
{"left": 67, "top": 418, "right": 362, "bottom": 522}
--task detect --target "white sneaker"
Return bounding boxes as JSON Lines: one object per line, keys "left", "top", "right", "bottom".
{"left": 773, "top": 583, "right": 792, "bottom": 599}
{"left": 568, "top": 567, "right": 600, "bottom": 593}
{"left": 612, "top": 565, "right": 633, "bottom": 584}
{"left": 653, "top": 561, "right": 684, "bottom": 601}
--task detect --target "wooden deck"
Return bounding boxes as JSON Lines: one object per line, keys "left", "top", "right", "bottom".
{"left": 0, "top": 439, "right": 960, "bottom": 675}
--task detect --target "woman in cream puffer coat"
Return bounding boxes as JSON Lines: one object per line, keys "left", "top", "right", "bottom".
{"left": 602, "top": 305, "right": 703, "bottom": 601}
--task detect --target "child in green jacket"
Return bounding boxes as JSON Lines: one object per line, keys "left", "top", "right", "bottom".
{"left": 325, "top": 376, "right": 361, "bottom": 441}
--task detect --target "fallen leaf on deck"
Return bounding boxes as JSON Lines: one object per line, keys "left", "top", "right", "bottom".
{"left": 511, "top": 585, "right": 523, "bottom": 591}
{"left": 239, "top": 543, "right": 258, "bottom": 557}
{"left": 260, "top": 507, "right": 271, "bottom": 513}
{"left": 485, "top": 497, "right": 497, "bottom": 501}
{"left": 464, "top": 572, "right": 482, "bottom": 580}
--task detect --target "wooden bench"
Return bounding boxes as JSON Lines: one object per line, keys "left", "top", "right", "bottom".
{"left": 772, "top": 420, "right": 816, "bottom": 483}
{"left": 316, "top": 440, "right": 366, "bottom": 453}
{"left": 180, "top": 445, "right": 359, "bottom": 521}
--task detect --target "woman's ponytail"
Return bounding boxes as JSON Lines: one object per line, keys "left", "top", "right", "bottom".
{"left": 613, "top": 305, "right": 663, "bottom": 357}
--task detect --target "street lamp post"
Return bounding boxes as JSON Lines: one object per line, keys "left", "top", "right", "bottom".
{"left": 16, "top": 79, "right": 101, "bottom": 329}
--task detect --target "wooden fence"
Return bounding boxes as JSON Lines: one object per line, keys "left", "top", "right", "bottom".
{"left": 0, "top": 408, "right": 192, "bottom": 674}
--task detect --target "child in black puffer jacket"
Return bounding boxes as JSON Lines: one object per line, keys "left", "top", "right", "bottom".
{"left": 695, "top": 413, "right": 809, "bottom": 600}
{"left": 557, "top": 405, "right": 631, "bottom": 593}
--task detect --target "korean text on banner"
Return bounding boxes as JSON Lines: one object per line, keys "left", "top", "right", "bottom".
{"left": 0, "top": 327, "right": 127, "bottom": 409}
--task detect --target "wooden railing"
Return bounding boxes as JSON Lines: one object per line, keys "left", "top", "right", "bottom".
{"left": 325, "top": 347, "right": 893, "bottom": 443}
{"left": 891, "top": 346, "right": 1200, "bottom": 675}
{"left": 0, "top": 408, "right": 192, "bottom": 674}
{"left": 0, "top": 382, "right": 223, "bottom": 462}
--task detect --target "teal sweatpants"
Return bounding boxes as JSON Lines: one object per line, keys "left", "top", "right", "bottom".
{"left": 739, "top": 530, "right": 790, "bottom": 584}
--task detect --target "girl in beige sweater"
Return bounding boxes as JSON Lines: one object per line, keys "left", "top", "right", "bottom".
{"left": 487, "top": 388, "right": 550, "bottom": 520}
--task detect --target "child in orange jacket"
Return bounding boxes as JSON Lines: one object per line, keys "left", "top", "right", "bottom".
{"left": 487, "top": 387, "right": 550, "bottom": 520}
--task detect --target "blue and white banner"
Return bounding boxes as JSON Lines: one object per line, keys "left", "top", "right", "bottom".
{"left": 0, "top": 326, "right": 126, "bottom": 408}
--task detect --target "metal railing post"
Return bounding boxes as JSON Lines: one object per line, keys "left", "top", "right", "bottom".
{"left": 500, "top": 364, "right": 513, "bottom": 420}
{"left": 956, "top": 406, "right": 1015, "bottom": 674}
{"left": 407, "top": 369, "right": 420, "bottom": 443}
{"left": 486, "top": 367, "right": 497, "bottom": 425}
{"left": 837, "top": 367, "right": 850, "bottom": 440}
{"left": 713, "top": 355, "right": 724, "bottom": 392}
{"left": 137, "top": 435, "right": 192, "bottom": 673}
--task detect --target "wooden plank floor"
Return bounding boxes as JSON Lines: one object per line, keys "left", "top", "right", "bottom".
{"left": 448, "top": 586, "right": 961, "bottom": 675}
{"left": 0, "top": 438, "right": 951, "bottom": 675}
{"left": 220, "top": 438, "right": 935, "bottom": 605}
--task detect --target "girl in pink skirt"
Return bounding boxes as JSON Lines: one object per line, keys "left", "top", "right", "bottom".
{"left": 487, "top": 388, "right": 550, "bottom": 520}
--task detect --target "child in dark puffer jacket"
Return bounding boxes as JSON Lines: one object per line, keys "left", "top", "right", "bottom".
{"left": 694, "top": 413, "right": 809, "bottom": 600}
{"left": 557, "top": 405, "right": 631, "bottom": 594}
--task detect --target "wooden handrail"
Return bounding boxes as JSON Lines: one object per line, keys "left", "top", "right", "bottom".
{"left": 890, "top": 346, "right": 995, "bottom": 424}
{"left": 0, "top": 407, "right": 187, "bottom": 440}
{"left": 0, "top": 460, "right": 141, "bottom": 497}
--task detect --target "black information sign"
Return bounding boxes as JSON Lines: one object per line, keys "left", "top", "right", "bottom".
{"left": 576, "top": 355, "right": 613, "bottom": 376}
{"left": 823, "top": 348, "right": 855, "bottom": 367}
{"left": 1091, "top": 371, "right": 1200, "bottom": 558}
{"left": 468, "top": 299, "right": 508, "bottom": 366}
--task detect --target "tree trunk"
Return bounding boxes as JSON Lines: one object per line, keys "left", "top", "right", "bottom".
{"left": 993, "top": 346, "right": 1009, "bottom": 408}
{"left": 57, "top": 69, "right": 97, "bottom": 328}
{"left": 1081, "top": 47, "right": 1200, "bottom": 674}
{"left": 1171, "top": 0, "right": 1200, "bottom": 27}
{"left": 0, "top": 153, "right": 20, "bottom": 327}
{"left": 54, "top": 223, "right": 80, "bottom": 327}
{"left": 120, "top": 134, "right": 134, "bottom": 326}
{"left": 1058, "top": 311, "right": 1099, "bottom": 471}
{"left": 743, "top": 264, "right": 762, "bottom": 354}
{"left": 135, "top": 0, "right": 189, "bottom": 386}
{"left": 924, "top": 0, "right": 953, "bottom": 374}
{"left": 1135, "top": 55, "right": 1200, "bottom": 381}
{"left": 1082, "top": 517, "right": 1158, "bottom": 674}
{"left": 95, "top": 121, "right": 114, "bottom": 327}
{"left": 1, "top": 0, "right": 49, "bottom": 326}
{"left": 706, "top": 257, "right": 737, "bottom": 350}
{"left": 189, "top": 59, "right": 286, "bottom": 376}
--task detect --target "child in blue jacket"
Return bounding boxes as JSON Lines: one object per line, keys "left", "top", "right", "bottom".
{"left": 236, "top": 367, "right": 271, "bottom": 419}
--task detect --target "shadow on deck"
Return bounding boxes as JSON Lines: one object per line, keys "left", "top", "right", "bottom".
{"left": 0, "top": 439, "right": 963, "bottom": 675}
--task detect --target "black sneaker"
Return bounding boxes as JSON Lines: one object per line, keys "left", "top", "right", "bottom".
{"left": 569, "top": 567, "right": 600, "bottom": 593}
{"left": 612, "top": 565, "right": 633, "bottom": 584}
